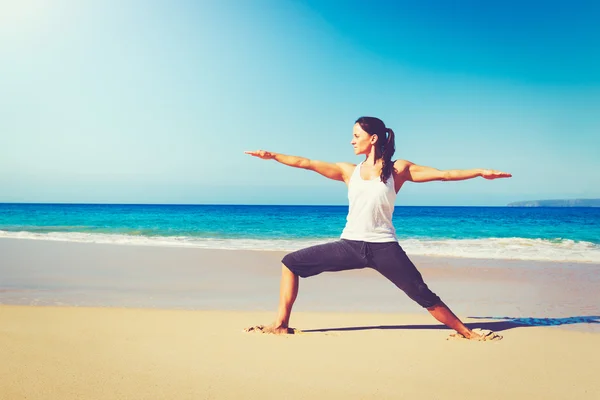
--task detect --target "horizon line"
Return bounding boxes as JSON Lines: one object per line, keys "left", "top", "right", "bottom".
{"left": 0, "top": 201, "right": 582, "bottom": 208}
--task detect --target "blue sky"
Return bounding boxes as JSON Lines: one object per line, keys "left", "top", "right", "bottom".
{"left": 1, "top": 0, "right": 598, "bottom": 205}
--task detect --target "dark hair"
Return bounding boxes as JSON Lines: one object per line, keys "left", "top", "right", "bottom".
{"left": 355, "top": 116, "right": 396, "bottom": 183}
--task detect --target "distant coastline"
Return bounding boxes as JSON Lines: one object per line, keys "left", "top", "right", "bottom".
{"left": 507, "top": 199, "right": 600, "bottom": 207}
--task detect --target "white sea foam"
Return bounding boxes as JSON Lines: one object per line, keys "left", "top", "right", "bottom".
{"left": 1, "top": 230, "right": 599, "bottom": 263}
{"left": 398, "top": 237, "right": 600, "bottom": 263}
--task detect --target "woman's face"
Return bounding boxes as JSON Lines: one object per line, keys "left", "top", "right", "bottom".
{"left": 350, "top": 123, "right": 375, "bottom": 155}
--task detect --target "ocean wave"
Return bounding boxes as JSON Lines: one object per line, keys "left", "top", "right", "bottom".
{"left": 398, "top": 237, "right": 600, "bottom": 263}
{"left": 1, "top": 230, "right": 599, "bottom": 263}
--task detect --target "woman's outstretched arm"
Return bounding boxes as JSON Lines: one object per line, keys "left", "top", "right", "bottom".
{"left": 245, "top": 150, "right": 355, "bottom": 183}
{"left": 395, "top": 159, "right": 512, "bottom": 183}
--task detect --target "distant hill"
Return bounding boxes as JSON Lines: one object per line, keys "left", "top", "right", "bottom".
{"left": 507, "top": 199, "right": 600, "bottom": 207}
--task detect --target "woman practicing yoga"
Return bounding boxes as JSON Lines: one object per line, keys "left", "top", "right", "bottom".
{"left": 244, "top": 116, "right": 511, "bottom": 340}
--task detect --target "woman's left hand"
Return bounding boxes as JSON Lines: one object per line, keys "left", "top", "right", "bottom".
{"left": 481, "top": 170, "right": 512, "bottom": 180}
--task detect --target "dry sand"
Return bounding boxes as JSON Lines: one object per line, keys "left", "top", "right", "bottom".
{"left": 1, "top": 305, "right": 599, "bottom": 400}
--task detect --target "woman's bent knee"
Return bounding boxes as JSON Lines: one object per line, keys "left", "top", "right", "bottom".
{"left": 281, "top": 262, "right": 297, "bottom": 275}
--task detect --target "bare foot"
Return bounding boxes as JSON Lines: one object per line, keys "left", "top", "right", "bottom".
{"left": 447, "top": 328, "right": 502, "bottom": 341}
{"left": 243, "top": 324, "right": 299, "bottom": 335}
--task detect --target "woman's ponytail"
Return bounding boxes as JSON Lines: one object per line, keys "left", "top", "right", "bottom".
{"left": 380, "top": 127, "right": 395, "bottom": 184}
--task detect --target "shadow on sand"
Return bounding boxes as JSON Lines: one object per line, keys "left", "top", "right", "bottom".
{"left": 302, "top": 316, "right": 600, "bottom": 333}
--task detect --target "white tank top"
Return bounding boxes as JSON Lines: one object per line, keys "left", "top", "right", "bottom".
{"left": 340, "top": 161, "right": 398, "bottom": 242}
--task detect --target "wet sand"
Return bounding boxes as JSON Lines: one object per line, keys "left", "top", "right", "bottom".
{"left": 1, "top": 238, "right": 599, "bottom": 322}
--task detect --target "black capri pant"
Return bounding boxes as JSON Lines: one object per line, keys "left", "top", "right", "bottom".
{"left": 282, "top": 239, "right": 441, "bottom": 309}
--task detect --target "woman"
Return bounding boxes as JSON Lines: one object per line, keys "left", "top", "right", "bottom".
{"left": 244, "top": 116, "right": 511, "bottom": 340}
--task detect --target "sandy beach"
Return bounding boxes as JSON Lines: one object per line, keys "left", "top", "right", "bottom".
{"left": 2, "top": 306, "right": 599, "bottom": 400}
{"left": 1, "top": 238, "right": 600, "bottom": 399}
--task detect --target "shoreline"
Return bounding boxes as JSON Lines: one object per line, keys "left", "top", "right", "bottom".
{"left": 1, "top": 236, "right": 598, "bottom": 266}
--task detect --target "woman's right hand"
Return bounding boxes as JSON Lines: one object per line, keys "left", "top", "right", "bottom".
{"left": 244, "top": 150, "right": 276, "bottom": 160}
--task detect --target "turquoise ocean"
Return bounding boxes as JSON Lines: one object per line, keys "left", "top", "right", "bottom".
{"left": 1, "top": 203, "right": 599, "bottom": 263}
